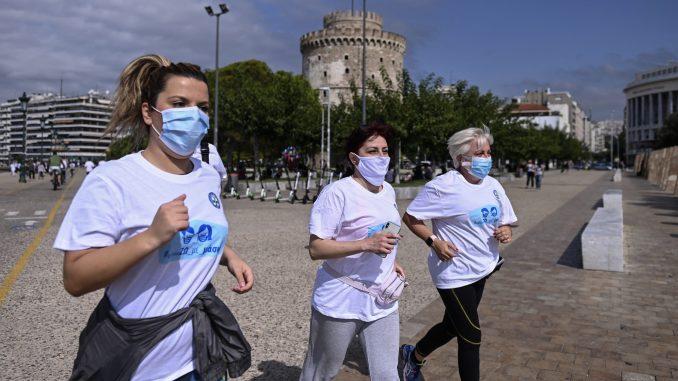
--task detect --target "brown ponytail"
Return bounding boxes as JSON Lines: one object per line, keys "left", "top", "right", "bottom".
{"left": 106, "top": 54, "right": 208, "bottom": 146}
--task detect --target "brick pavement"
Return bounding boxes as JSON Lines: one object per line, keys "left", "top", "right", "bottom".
{"left": 338, "top": 173, "right": 678, "bottom": 381}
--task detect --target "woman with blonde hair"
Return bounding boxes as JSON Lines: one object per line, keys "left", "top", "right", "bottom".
{"left": 54, "top": 54, "right": 252, "bottom": 381}
{"left": 399, "top": 127, "right": 517, "bottom": 381}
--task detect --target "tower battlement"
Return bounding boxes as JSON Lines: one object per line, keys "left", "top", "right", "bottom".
{"left": 323, "top": 10, "right": 383, "bottom": 30}
{"left": 300, "top": 10, "right": 407, "bottom": 105}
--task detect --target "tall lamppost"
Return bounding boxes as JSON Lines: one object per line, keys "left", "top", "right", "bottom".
{"left": 18, "top": 92, "right": 30, "bottom": 183}
{"left": 50, "top": 121, "right": 57, "bottom": 152}
{"left": 361, "top": 0, "right": 367, "bottom": 127}
{"left": 320, "top": 87, "right": 331, "bottom": 169}
{"left": 39, "top": 114, "right": 47, "bottom": 163}
{"left": 205, "top": 3, "right": 229, "bottom": 152}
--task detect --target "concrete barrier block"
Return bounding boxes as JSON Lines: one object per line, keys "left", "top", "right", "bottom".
{"left": 612, "top": 168, "right": 622, "bottom": 182}
{"left": 394, "top": 186, "right": 423, "bottom": 200}
{"left": 582, "top": 207, "right": 624, "bottom": 272}
{"left": 603, "top": 189, "right": 623, "bottom": 210}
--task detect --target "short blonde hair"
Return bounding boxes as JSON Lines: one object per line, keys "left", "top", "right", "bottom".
{"left": 447, "top": 127, "right": 493, "bottom": 168}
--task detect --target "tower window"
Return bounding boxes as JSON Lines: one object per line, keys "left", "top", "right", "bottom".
{"left": 380, "top": 57, "right": 383, "bottom": 63}
{"left": 371, "top": 74, "right": 375, "bottom": 79}
{"left": 344, "top": 55, "right": 349, "bottom": 60}
{"left": 345, "top": 68, "right": 350, "bottom": 74}
{"left": 318, "top": 56, "right": 321, "bottom": 61}
{"left": 392, "top": 60, "right": 395, "bottom": 65}
{"left": 323, "top": 71, "right": 327, "bottom": 77}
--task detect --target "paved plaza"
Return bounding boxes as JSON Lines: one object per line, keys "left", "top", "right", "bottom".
{"left": 0, "top": 169, "right": 676, "bottom": 380}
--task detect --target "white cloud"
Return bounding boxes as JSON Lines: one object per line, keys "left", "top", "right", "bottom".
{"left": 0, "top": 0, "right": 297, "bottom": 101}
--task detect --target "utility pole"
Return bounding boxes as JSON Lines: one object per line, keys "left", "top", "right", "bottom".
{"left": 205, "top": 4, "right": 230, "bottom": 152}
{"left": 361, "top": 0, "right": 367, "bottom": 127}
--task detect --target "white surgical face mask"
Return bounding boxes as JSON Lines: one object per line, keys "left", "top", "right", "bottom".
{"left": 352, "top": 153, "right": 390, "bottom": 186}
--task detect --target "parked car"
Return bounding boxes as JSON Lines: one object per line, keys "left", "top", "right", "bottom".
{"left": 591, "top": 162, "right": 612, "bottom": 170}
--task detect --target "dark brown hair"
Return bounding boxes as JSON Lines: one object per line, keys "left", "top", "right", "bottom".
{"left": 106, "top": 54, "right": 208, "bottom": 144}
{"left": 345, "top": 122, "right": 395, "bottom": 167}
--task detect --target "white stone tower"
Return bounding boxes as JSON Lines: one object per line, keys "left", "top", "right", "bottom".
{"left": 300, "top": 10, "right": 407, "bottom": 105}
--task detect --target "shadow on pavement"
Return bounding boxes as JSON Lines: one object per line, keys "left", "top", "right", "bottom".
{"left": 250, "top": 361, "right": 301, "bottom": 381}
{"left": 591, "top": 198, "right": 603, "bottom": 210}
{"left": 556, "top": 223, "right": 586, "bottom": 269}
{"left": 629, "top": 191, "right": 678, "bottom": 213}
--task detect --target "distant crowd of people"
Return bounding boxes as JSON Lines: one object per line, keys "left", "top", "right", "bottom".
{"left": 8, "top": 156, "right": 102, "bottom": 183}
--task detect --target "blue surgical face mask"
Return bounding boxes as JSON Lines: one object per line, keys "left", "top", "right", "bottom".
{"left": 151, "top": 106, "right": 209, "bottom": 157}
{"left": 462, "top": 155, "right": 492, "bottom": 179}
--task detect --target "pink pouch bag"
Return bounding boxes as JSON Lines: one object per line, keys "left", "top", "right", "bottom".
{"left": 322, "top": 263, "right": 408, "bottom": 307}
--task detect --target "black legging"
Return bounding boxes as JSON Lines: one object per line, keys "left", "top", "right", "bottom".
{"left": 414, "top": 277, "right": 487, "bottom": 381}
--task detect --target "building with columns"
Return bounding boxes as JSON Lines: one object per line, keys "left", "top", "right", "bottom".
{"left": 624, "top": 62, "right": 678, "bottom": 162}
{"left": 300, "top": 10, "right": 406, "bottom": 105}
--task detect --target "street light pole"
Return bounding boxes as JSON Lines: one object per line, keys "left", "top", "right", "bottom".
{"left": 361, "top": 0, "right": 367, "bottom": 127}
{"left": 40, "top": 115, "right": 47, "bottom": 163}
{"left": 18, "top": 92, "right": 30, "bottom": 183}
{"left": 205, "top": 4, "right": 230, "bottom": 152}
{"left": 320, "top": 87, "right": 331, "bottom": 169}
{"left": 328, "top": 103, "right": 331, "bottom": 168}
{"left": 321, "top": 98, "right": 325, "bottom": 169}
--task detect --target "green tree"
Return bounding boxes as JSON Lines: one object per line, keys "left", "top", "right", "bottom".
{"left": 107, "top": 135, "right": 146, "bottom": 160}
{"left": 205, "top": 60, "right": 321, "bottom": 171}
{"left": 655, "top": 113, "right": 678, "bottom": 149}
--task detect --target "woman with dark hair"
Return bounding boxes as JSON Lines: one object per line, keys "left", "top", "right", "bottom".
{"left": 54, "top": 54, "right": 252, "bottom": 381}
{"left": 299, "top": 123, "right": 407, "bottom": 381}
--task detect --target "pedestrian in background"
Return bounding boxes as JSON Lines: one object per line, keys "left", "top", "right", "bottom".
{"left": 535, "top": 163, "right": 544, "bottom": 189}
{"left": 84, "top": 159, "right": 95, "bottom": 175}
{"left": 525, "top": 159, "right": 535, "bottom": 188}
{"left": 37, "top": 162, "right": 45, "bottom": 178}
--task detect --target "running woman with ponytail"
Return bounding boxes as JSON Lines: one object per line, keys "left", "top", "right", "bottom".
{"left": 399, "top": 127, "right": 517, "bottom": 381}
{"left": 54, "top": 54, "right": 252, "bottom": 381}
{"left": 299, "top": 123, "right": 407, "bottom": 381}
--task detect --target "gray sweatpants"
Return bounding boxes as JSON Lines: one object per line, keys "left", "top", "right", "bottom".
{"left": 299, "top": 308, "right": 400, "bottom": 381}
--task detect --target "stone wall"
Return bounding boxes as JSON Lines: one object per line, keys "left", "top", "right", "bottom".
{"left": 634, "top": 146, "right": 678, "bottom": 195}
{"left": 300, "top": 10, "right": 406, "bottom": 105}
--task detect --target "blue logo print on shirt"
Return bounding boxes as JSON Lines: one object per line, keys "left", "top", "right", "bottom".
{"left": 209, "top": 192, "right": 220, "bottom": 209}
{"left": 468, "top": 204, "right": 501, "bottom": 226}
{"left": 159, "top": 219, "right": 227, "bottom": 264}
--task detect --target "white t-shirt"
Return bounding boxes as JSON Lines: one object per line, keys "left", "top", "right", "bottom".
{"left": 308, "top": 177, "right": 400, "bottom": 321}
{"left": 54, "top": 152, "right": 228, "bottom": 381}
{"left": 406, "top": 170, "right": 517, "bottom": 289}
{"left": 192, "top": 143, "right": 227, "bottom": 180}
{"left": 84, "top": 161, "right": 95, "bottom": 173}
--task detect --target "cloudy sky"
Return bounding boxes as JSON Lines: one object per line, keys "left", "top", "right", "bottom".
{"left": 1, "top": 0, "right": 677, "bottom": 120}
